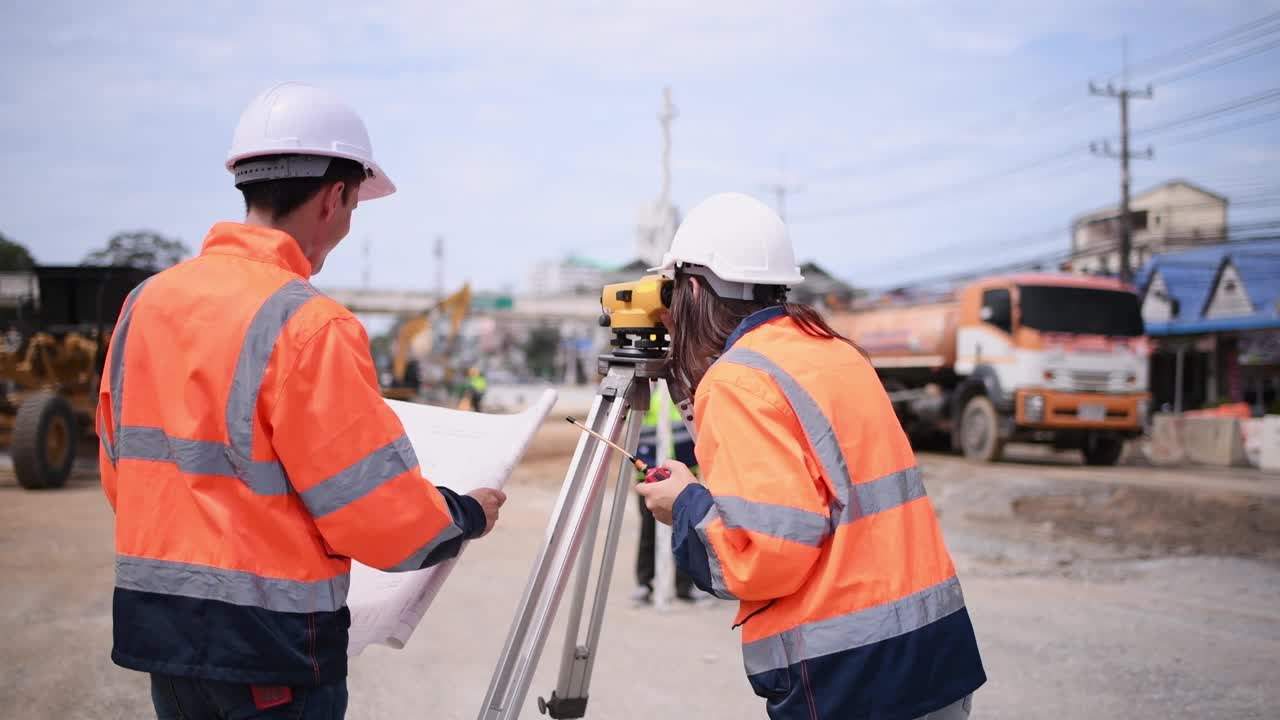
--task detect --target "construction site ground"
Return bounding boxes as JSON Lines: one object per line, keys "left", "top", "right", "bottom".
{"left": 2, "top": 420, "right": 1279, "bottom": 720}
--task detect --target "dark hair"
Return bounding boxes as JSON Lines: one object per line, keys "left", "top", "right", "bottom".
{"left": 237, "top": 155, "right": 367, "bottom": 220}
{"left": 668, "top": 273, "right": 863, "bottom": 391}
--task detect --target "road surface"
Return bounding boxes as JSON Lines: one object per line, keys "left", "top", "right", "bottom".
{"left": 1, "top": 429, "right": 1277, "bottom": 719}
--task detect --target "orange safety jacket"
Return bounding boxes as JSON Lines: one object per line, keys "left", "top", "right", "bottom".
{"left": 96, "top": 222, "right": 486, "bottom": 685}
{"left": 671, "top": 307, "right": 985, "bottom": 720}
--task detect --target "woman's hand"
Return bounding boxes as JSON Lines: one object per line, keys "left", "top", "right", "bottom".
{"left": 635, "top": 459, "right": 697, "bottom": 525}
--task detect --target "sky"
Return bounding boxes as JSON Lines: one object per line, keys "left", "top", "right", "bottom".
{"left": 3, "top": 0, "right": 1280, "bottom": 295}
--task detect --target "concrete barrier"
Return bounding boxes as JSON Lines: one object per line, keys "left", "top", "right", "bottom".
{"left": 1260, "top": 416, "right": 1280, "bottom": 472}
{"left": 1148, "top": 413, "right": 1187, "bottom": 466}
{"left": 1180, "top": 416, "right": 1249, "bottom": 467}
{"left": 1241, "top": 418, "right": 1265, "bottom": 468}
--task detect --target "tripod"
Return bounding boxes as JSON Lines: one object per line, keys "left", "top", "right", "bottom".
{"left": 477, "top": 347, "right": 691, "bottom": 719}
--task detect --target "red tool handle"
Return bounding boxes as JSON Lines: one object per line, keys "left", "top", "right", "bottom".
{"left": 644, "top": 467, "right": 671, "bottom": 483}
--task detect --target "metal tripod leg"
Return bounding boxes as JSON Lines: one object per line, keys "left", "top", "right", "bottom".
{"left": 538, "top": 405, "right": 644, "bottom": 717}
{"left": 477, "top": 363, "right": 649, "bottom": 720}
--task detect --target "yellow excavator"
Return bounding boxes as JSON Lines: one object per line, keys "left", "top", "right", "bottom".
{"left": 383, "top": 284, "right": 472, "bottom": 402}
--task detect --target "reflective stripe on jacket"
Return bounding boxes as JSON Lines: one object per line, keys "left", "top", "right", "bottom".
{"left": 97, "top": 222, "right": 482, "bottom": 685}
{"left": 671, "top": 308, "right": 986, "bottom": 720}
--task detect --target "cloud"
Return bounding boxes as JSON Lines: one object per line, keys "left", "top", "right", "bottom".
{"left": 3, "top": 0, "right": 1278, "bottom": 293}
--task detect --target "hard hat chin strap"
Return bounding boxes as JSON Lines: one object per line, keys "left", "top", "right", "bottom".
{"left": 678, "top": 265, "right": 787, "bottom": 304}
{"left": 233, "top": 155, "right": 332, "bottom": 186}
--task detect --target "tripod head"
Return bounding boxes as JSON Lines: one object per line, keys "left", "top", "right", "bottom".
{"left": 598, "top": 274, "right": 672, "bottom": 359}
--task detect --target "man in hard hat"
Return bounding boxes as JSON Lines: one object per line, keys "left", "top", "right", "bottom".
{"left": 96, "top": 82, "right": 507, "bottom": 719}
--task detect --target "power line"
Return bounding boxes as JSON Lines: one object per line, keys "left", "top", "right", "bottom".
{"left": 1146, "top": 36, "right": 1280, "bottom": 86}
{"left": 867, "top": 218, "right": 1280, "bottom": 287}
{"left": 1157, "top": 109, "right": 1280, "bottom": 147}
{"left": 1125, "top": 10, "right": 1280, "bottom": 80}
{"left": 794, "top": 85, "right": 1280, "bottom": 223}
{"left": 868, "top": 197, "right": 1280, "bottom": 278}
{"left": 798, "top": 10, "right": 1280, "bottom": 187}
{"left": 1133, "top": 86, "right": 1280, "bottom": 136}
{"left": 867, "top": 229, "right": 1280, "bottom": 291}
{"left": 794, "top": 150, "right": 1090, "bottom": 221}
{"left": 858, "top": 223, "right": 1068, "bottom": 275}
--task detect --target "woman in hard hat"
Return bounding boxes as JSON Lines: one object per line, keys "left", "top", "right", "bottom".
{"left": 636, "top": 192, "right": 985, "bottom": 720}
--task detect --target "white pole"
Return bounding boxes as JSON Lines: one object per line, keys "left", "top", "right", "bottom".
{"left": 654, "top": 379, "right": 675, "bottom": 610}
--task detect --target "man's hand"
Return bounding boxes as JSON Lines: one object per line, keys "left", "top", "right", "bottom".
{"left": 467, "top": 488, "right": 507, "bottom": 537}
{"left": 635, "top": 460, "right": 697, "bottom": 525}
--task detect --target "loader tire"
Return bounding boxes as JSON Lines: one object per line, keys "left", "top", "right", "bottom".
{"left": 13, "top": 391, "right": 77, "bottom": 490}
{"left": 960, "top": 395, "right": 1005, "bottom": 463}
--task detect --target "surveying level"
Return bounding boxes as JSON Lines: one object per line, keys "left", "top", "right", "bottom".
{"left": 597, "top": 274, "right": 673, "bottom": 355}
{"left": 477, "top": 275, "right": 693, "bottom": 720}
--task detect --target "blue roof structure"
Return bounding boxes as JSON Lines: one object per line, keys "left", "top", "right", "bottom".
{"left": 1233, "top": 246, "right": 1280, "bottom": 313}
{"left": 1136, "top": 240, "right": 1280, "bottom": 336}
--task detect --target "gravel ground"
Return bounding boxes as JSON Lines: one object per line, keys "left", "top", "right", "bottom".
{"left": 1, "top": 427, "right": 1278, "bottom": 719}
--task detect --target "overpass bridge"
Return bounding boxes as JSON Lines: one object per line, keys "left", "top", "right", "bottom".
{"left": 319, "top": 287, "right": 602, "bottom": 322}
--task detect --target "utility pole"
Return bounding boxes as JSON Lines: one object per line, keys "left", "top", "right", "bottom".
{"left": 654, "top": 86, "right": 677, "bottom": 611}
{"left": 434, "top": 234, "right": 445, "bottom": 298}
{"left": 636, "top": 88, "right": 679, "bottom": 267}
{"left": 1090, "top": 37, "right": 1153, "bottom": 283}
{"left": 658, "top": 86, "right": 678, "bottom": 217}
{"left": 362, "top": 235, "right": 371, "bottom": 289}
{"left": 760, "top": 156, "right": 802, "bottom": 223}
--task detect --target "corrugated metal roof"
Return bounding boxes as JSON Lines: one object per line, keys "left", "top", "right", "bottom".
{"left": 1231, "top": 247, "right": 1280, "bottom": 313}
{"left": 1136, "top": 240, "right": 1280, "bottom": 335}
{"left": 1143, "top": 314, "right": 1280, "bottom": 336}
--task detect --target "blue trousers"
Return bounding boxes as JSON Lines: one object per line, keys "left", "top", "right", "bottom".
{"left": 150, "top": 674, "right": 348, "bottom": 720}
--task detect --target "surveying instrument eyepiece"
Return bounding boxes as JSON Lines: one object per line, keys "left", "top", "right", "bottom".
{"left": 478, "top": 274, "right": 693, "bottom": 719}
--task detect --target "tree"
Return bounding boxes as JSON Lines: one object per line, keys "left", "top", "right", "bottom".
{"left": 523, "top": 324, "right": 561, "bottom": 380}
{"left": 369, "top": 333, "right": 394, "bottom": 367}
{"left": 0, "top": 232, "right": 35, "bottom": 271}
{"left": 82, "top": 230, "right": 190, "bottom": 270}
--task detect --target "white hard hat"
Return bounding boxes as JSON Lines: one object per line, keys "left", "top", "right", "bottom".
{"left": 649, "top": 192, "right": 803, "bottom": 299}
{"left": 226, "top": 82, "right": 395, "bottom": 201}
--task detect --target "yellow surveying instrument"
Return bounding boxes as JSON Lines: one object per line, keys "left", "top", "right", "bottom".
{"left": 478, "top": 274, "right": 693, "bottom": 719}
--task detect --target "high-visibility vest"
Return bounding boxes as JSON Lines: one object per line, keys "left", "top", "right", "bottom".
{"left": 96, "top": 222, "right": 477, "bottom": 685}
{"left": 672, "top": 308, "right": 985, "bottom": 719}
{"left": 635, "top": 394, "right": 695, "bottom": 469}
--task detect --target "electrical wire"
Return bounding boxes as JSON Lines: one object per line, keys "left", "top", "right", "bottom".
{"left": 1156, "top": 109, "right": 1280, "bottom": 147}
{"left": 1145, "top": 36, "right": 1280, "bottom": 86}
{"left": 798, "top": 11, "right": 1280, "bottom": 186}
{"left": 869, "top": 229, "right": 1280, "bottom": 290}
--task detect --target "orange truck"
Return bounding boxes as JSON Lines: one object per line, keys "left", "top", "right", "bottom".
{"left": 828, "top": 273, "right": 1150, "bottom": 464}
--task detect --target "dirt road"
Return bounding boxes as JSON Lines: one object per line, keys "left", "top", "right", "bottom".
{"left": 1, "top": 426, "right": 1278, "bottom": 719}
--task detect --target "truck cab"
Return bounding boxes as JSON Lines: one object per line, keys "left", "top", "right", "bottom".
{"left": 831, "top": 272, "right": 1150, "bottom": 465}
{"left": 953, "top": 274, "right": 1149, "bottom": 464}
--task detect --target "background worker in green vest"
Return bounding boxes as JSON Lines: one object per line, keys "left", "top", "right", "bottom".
{"left": 631, "top": 399, "right": 702, "bottom": 605}
{"left": 466, "top": 366, "right": 488, "bottom": 412}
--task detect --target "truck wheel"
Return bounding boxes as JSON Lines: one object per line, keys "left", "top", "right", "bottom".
{"left": 1082, "top": 433, "right": 1125, "bottom": 466}
{"left": 13, "top": 391, "right": 78, "bottom": 490}
{"left": 960, "top": 395, "right": 1005, "bottom": 463}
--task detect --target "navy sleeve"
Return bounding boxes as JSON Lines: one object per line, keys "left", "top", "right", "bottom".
{"left": 671, "top": 483, "right": 717, "bottom": 595}
{"left": 415, "top": 486, "right": 487, "bottom": 568}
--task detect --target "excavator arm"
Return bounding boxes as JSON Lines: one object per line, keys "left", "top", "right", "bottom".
{"left": 388, "top": 284, "right": 473, "bottom": 389}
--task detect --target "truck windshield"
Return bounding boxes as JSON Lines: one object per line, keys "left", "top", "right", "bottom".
{"left": 1018, "top": 285, "right": 1144, "bottom": 337}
